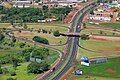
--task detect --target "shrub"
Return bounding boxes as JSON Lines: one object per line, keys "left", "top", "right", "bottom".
{"left": 27, "top": 62, "right": 49, "bottom": 74}
{"left": 0, "top": 65, "right": 2, "bottom": 74}
{"left": 6, "top": 77, "right": 14, "bottom": 80}
{"left": 10, "top": 71, "right": 16, "bottom": 76}
{"left": 0, "top": 33, "right": 5, "bottom": 41}
{"left": 33, "top": 36, "right": 49, "bottom": 44}
{"left": 53, "top": 30, "right": 60, "bottom": 37}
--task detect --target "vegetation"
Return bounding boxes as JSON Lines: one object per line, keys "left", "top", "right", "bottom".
{"left": 0, "top": 33, "right": 5, "bottom": 41}
{"left": 0, "top": 62, "right": 37, "bottom": 80}
{"left": 80, "top": 34, "right": 89, "bottom": 40}
{"left": 99, "top": 23, "right": 120, "bottom": 29}
{"left": 0, "top": 6, "right": 71, "bottom": 23}
{"left": 33, "top": 36, "right": 49, "bottom": 44}
{"left": 77, "top": 40, "right": 120, "bottom": 59}
{"left": 27, "top": 62, "right": 49, "bottom": 74}
{"left": 77, "top": 57, "right": 120, "bottom": 78}
{"left": 0, "top": 36, "right": 59, "bottom": 79}
{"left": 53, "top": 30, "right": 60, "bottom": 37}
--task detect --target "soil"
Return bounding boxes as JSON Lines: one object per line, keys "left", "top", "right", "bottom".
{"left": 89, "top": 35, "right": 120, "bottom": 41}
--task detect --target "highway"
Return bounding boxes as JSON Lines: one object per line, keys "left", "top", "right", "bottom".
{"left": 36, "top": 1, "right": 97, "bottom": 80}
{"left": 3, "top": 2, "right": 97, "bottom": 80}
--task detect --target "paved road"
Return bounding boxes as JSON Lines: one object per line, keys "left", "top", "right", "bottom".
{"left": 3, "top": 2, "right": 97, "bottom": 80}
{"left": 36, "top": 2, "right": 97, "bottom": 80}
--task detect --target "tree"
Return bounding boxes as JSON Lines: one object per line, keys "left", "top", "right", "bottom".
{"left": 11, "top": 57, "right": 19, "bottom": 68}
{"left": 53, "top": 30, "right": 60, "bottom": 37}
{"left": 0, "top": 33, "right": 5, "bottom": 41}
{"left": 83, "top": 23, "right": 86, "bottom": 28}
{"left": 33, "top": 36, "right": 49, "bottom": 44}
{"left": 19, "top": 43, "right": 26, "bottom": 48}
{"left": 81, "top": 34, "right": 89, "bottom": 40}
{"left": 27, "top": 62, "right": 49, "bottom": 74}
{"left": 100, "top": 30, "right": 103, "bottom": 35}
{"left": 23, "top": 23, "right": 28, "bottom": 29}
{"left": 6, "top": 77, "right": 14, "bottom": 80}
{"left": 42, "top": 5, "right": 48, "bottom": 11}
{"left": 0, "top": 65, "right": 2, "bottom": 74}
{"left": 31, "top": 48, "right": 49, "bottom": 60}
{"left": 10, "top": 71, "right": 16, "bottom": 76}
{"left": 90, "top": 10, "right": 94, "bottom": 15}
{"left": 2, "top": 67, "right": 8, "bottom": 74}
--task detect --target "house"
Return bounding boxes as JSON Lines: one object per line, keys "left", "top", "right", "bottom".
{"left": 42, "top": 1, "right": 76, "bottom": 8}
{"left": 75, "top": 69, "right": 83, "bottom": 75}
{"left": 88, "top": 6, "right": 119, "bottom": 22}
{"left": 80, "top": 57, "right": 90, "bottom": 66}
{"left": 89, "top": 11, "right": 112, "bottom": 22}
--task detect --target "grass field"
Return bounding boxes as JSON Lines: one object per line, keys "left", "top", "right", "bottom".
{"left": 0, "top": 62, "right": 37, "bottom": 80}
{"left": 77, "top": 40, "right": 120, "bottom": 59}
{"left": 13, "top": 31, "right": 67, "bottom": 44}
{"left": 76, "top": 57, "right": 120, "bottom": 79}
{"left": 0, "top": 23, "right": 11, "bottom": 28}
{"left": 0, "top": 23, "right": 68, "bottom": 45}
{"left": 65, "top": 57, "right": 120, "bottom": 80}
{"left": 81, "top": 29, "right": 120, "bottom": 36}
{"left": 26, "top": 23, "right": 68, "bottom": 32}
{"left": 99, "top": 23, "right": 120, "bottom": 29}
{"left": 0, "top": 39, "right": 59, "bottom": 80}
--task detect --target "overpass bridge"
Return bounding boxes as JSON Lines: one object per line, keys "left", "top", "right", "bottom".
{"left": 60, "top": 32, "right": 81, "bottom": 37}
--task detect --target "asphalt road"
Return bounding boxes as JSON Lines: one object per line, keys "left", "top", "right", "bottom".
{"left": 4, "top": 2, "right": 97, "bottom": 80}
{"left": 36, "top": 2, "right": 97, "bottom": 80}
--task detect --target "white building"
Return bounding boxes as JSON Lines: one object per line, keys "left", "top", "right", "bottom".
{"left": 12, "top": 0, "right": 32, "bottom": 8}
{"left": 51, "top": 0, "right": 85, "bottom": 3}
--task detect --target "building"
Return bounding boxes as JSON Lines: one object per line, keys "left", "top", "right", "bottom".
{"left": 81, "top": 57, "right": 90, "bottom": 66}
{"left": 88, "top": 4, "right": 119, "bottom": 22}
{"left": 12, "top": 0, "right": 33, "bottom": 8}
{"left": 75, "top": 69, "right": 83, "bottom": 75}
{"left": 43, "top": 1, "right": 76, "bottom": 8}
{"left": 109, "top": 0, "right": 120, "bottom": 8}
{"left": 90, "top": 57, "right": 108, "bottom": 64}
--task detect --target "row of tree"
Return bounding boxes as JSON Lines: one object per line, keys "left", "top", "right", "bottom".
{"left": 0, "top": 6, "right": 71, "bottom": 23}
{"left": 33, "top": 36, "right": 49, "bottom": 44}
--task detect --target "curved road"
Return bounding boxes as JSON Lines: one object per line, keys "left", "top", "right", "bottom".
{"left": 3, "top": 2, "right": 98, "bottom": 80}
{"left": 36, "top": 1, "right": 98, "bottom": 80}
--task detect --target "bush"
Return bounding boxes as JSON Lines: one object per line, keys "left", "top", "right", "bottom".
{"left": 0, "top": 33, "right": 5, "bottom": 41}
{"left": 27, "top": 62, "right": 49, "bottom": 74}
{"left": 33, "top": 36, "right": 49, "bottom": 44}
{"left": 81, "top": 34, "right": 89, "bottom": 40}
{"left": 2, "top": 67, "right": 8, "bottom": 74}
{"left": 6, "top": 77, "right": 14, "bottom": 80}
{"left": 19, "top": 43, "right": 26, "bottom": 48}
{"left": 10, "top": 71, "right": 16, "bottom": 76}
{"left": 53, "top": 30, "right": 60, "bottom": 37}
{"left": 0, "top": 65, "right": 2, "bottom": 74}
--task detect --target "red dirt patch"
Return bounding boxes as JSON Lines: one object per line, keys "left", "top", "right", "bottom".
{"left": 106, "top": 68, "right": 116, "bottom": 73}
{"left": 89, "top": 35, "right": 120, "bottom": 41}
{"left": 115, "top": 46, "right": 120, "bottom": 51}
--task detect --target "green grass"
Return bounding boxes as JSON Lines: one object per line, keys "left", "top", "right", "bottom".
{"left": 0, "top": 37, "right": 59, "bottom": 80}
{"left": 99, "top": 23, "right": 120, "bottom": 29}
{"left": 77, "top": 40, "right": 120, "bottom": 59}
{"left": 0, "top": 62, "right": 37, "bottom": 80}
{"left": 0, "top": 49, "right": 59, "bottom": 80}
{"left": 81, "top": 29, "right": 120, "bottom": 36}
{"left": 77, "top": 57, "right": 120, "bottom": 78}
{"left": 86, "top": 22, "right": 120, "bottom": 29}
{"left": 26, "top": 23, "right": 68, "bottom": 32}
{"left": 46, "top": 49, "right": 59, "bottom": 65}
